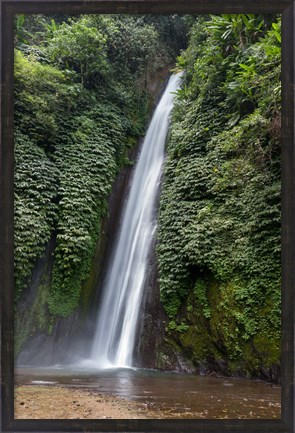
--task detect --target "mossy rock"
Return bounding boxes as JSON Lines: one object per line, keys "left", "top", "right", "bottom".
{"left": 15, "top": 283, "right": 51, "bottom": 357}
{"left": 161, "top": 276, "right": 280, "bottom": 381}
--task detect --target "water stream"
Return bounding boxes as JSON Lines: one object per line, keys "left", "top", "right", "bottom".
{"left": 88, "top": 73, "right": 182, "bottom": 369}
{"left": 15, "top": 367, "right": 281, "bottom": 419}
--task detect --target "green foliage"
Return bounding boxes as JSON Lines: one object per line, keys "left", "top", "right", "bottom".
{"left": 157, "top": 15, "right": 281, "bottom": 372}
{"left": 207, "top": 14, "right": 268, "bottom": 48}
{"left": 48, "top": 126, "right": 116, "bottom": 317}
{"left": 45, "top": 17, "right": 109, "bottom": 88}
{"left": 101, "top": 15, "right": 158, "bottom": 76}
{"left": 168, "top": 320, "right": 189, "bottom": 333}
{"left": 140, "top": 15, "right": 188, "bottom": 65}
{"left": 14, "top": 50, "right": 68, "bottom": 149}
{"left": 14, "top": 131, "right": 59, "bottom": 300}
{"left": 194, "top": 279, "right": 211, "bottom": 319}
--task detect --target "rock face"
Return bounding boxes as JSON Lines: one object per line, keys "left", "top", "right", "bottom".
{"left": 132, "top": 236, "right": 164, "bottom": 369}
{"left": 135, "top": 271, "right": 281, "bottom": 382}
{"left": 138, "top": 273, "right": 281, "bottom": 382}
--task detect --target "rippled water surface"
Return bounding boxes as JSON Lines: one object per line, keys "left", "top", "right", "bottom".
{"left": 15, "top": 366, "right": 280, "bottom": 419}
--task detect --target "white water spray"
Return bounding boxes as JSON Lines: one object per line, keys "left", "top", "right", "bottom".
{"left": 90, "top": 73, "right": 182, "bottom": 368}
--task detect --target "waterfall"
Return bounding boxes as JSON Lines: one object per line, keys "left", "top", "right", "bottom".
{"left": 90, "top": 73, "right": 182, "bottom": 369}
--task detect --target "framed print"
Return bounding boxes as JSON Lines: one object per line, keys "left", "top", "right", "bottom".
{"left": 1, "top": 0, "right": 295, "bottom": 432}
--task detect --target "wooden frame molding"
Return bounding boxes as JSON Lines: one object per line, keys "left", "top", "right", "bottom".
{"left": 1, "top": 1, "right": 294, "bottom": 432}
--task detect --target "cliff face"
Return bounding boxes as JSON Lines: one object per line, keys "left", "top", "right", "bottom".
{"left": 153, "top": 16, "right": 281, "bottom": 383}
{"left": 16, "top": 68, "right": 172, "bottom": 365}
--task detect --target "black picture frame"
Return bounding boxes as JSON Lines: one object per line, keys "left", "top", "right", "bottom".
{"left": 1, "top": 0, "right": 294, "bottom": 432}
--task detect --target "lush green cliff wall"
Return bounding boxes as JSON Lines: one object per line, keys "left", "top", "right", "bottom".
{"left": 14, "top": 14, "right": 188, "bottom": 356}
{"left": 156, "top": 15, "right": 281, "bottom": 381}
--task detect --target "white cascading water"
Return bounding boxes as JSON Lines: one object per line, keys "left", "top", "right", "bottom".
{"left": 90, "top": 73, "right": 182, "bottom": 369}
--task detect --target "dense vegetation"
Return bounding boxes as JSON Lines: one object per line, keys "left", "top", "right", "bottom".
{"left": 14, "top": 14, "right": 187, "bottom": 349}
{"left": 157, "top": 14, "right": 281, "bottom": 379}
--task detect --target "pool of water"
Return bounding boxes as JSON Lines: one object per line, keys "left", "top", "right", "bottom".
{"left": 15, "top": 366, "right": 281, "bottom": 419}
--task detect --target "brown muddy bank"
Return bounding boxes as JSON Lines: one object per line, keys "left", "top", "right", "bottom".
{"left": 15, "top": 381, "right": 280, "bottom": 420}
{"left": 15, "top": 385, "right": 145, "bottom": 419}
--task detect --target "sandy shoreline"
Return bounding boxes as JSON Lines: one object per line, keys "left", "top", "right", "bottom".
{"left": 14, "top": 382, "right": 281, "bottom": 420}
{"left": 14, "top": 385, "right": 149, "bottom": 419}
